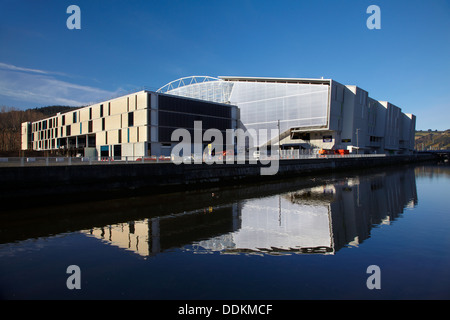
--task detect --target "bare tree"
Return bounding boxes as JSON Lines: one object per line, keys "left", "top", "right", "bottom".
{"left": 0, "top": 106, "right": 45, "bottom": 152}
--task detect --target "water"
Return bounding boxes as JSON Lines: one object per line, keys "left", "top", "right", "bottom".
{"left": 1, "top": 163, "right": 449, "bottom": 300}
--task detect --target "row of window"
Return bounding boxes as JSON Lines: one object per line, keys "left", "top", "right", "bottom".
{"left": 32, "top": 95, "right": 232, "bottom": 146}
{"left": 104, "top": 128, "right": 137, "bottom": 145}
{"left": 33, "top": 121, "right": 94, "bottom": 141}
{"left": 32, "top": 102, "right": 140, "bottom": 133}
{"left": 34, "top": 127, "right": 142, "bottom": 150}
{"left": 32, "top": 112, "right": 137, "bottom": 141}
{"left": 158, "top": 95, "right": 232, "bottom": 119}
{"left": 33, "top": 93, "right": 232, "bottom": 135}
{"left": 33, "top": 117, "right": 58, "bottom": 132}
{"left": 34, "top": 139, "right": 56, "bottom": 150}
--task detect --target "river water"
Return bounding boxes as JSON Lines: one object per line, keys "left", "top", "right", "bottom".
{"left": 1, "top": 162, "right": 449, "bottom": 300}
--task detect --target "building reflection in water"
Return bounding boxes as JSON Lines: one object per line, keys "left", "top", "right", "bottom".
{"left": 83, "top": 168, "right": 417, "bottom": 257}
{"left": 83, "top": 204, "right": 241, "bottom": 257}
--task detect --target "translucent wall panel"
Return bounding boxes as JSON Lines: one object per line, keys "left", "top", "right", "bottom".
{"left": 165, "top": 79, "right": 330, "bottom": 147}
{"left": 165, "top": 81, "right": 234, "bottom": 104}
{"left": 196, "top": 193, "right": 332, "bottom": 252}
{"left": 230, "top": 82, "right": 329, "bottom": 136}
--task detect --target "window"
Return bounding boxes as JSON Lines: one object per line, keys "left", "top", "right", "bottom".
{"left": 100, "top": 104, "right": 104, "bottom": 117}
{"left": 108, "top": 102, "right": 111, "bottom": 116}
{"left": 102, "top": 118, "right": 105, "bottom": 131}
{"left": 66, "top": 125, "right": 71, "bottom": 136}
{"left": 148, "top": 93, "right": 152, "bottom": 108}
{"left": 62, "top": 115, "right": 65, "bottom": 126}
{"left": 118, "top": 129, "right": 122, "bottom": 143}
{"left": 88, "top": 120, "right": 93, "bottom": 133}
{"left": 89, "top": 108, "right": 92, "bottom": 120}
{"left": 128, "top": 112, "right": 134, "bottom": 127}
{"left": 73, "top": 112, "right": 77, "bottom": 123}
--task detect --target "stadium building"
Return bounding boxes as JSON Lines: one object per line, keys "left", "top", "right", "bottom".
{"left": 21, "top": 75, "right": 416, "bottom": 157}
{"left": 158, "top": 76, "right": 416, "bottom": 155}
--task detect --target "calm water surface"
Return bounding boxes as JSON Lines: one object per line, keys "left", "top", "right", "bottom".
{"left": 1, "top": 163, "right": 449, "bottom": 300}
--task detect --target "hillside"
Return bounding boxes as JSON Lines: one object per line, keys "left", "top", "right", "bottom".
{"left": 415, "top": 130, "right": 450, "bottom": 151}
{"left": 0, "top": 105, "right": 79, "bottom": 154}
{"left": 30, "top": 105, "right": 80, "bottom": 117}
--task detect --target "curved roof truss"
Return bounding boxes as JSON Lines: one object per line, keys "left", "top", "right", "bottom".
{"left": 156, "top": 76, "right": 222, "bottom": 93}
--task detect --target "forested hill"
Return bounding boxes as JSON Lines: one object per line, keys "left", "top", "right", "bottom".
{"left": 0, "top": 105, "right": 79, "bottom": 153}
{"left": 30, "top": 105, "right": 80, "bottom": 117}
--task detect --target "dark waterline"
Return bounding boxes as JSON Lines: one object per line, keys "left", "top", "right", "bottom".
{"left": 1, "top": 163, "right": 449, "bottom": 300}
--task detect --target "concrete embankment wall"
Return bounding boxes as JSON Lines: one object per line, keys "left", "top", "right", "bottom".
{"left": 0, "top": 155, "right": 435, "bottom": 207}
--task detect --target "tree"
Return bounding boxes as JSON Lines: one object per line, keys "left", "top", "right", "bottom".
{"left": 0, "top": 106, "right": 45, "bottom": 152}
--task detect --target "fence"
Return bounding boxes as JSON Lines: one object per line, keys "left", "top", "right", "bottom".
{"left": 279, "top": 149, "right": 386, "bottom": 160}
{"left": 0, "top": 156, "right": 172, "bottom": 167}
{"left": 0, "top": 152, "right": 389, "bottom": 167}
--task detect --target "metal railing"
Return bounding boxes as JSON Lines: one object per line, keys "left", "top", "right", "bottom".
{"left": 0, "top": 153, "right": 390, "bottom": 167}
{"left": 279, "top": 149, "right": 386, "bottom": 159}
{"left": 0, "top": 156, "right": 173, "bottom": 167}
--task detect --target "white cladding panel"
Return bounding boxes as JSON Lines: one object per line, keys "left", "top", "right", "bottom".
{"left": 230, "top": 82, "right": 329, "bottom": 133}
{"left": 164, "top": 80, "right": 234, "bottom": 104}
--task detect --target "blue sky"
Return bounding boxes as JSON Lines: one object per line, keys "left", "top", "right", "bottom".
{"left": 0, "top": 0, "right": 449, "bottom": 130}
